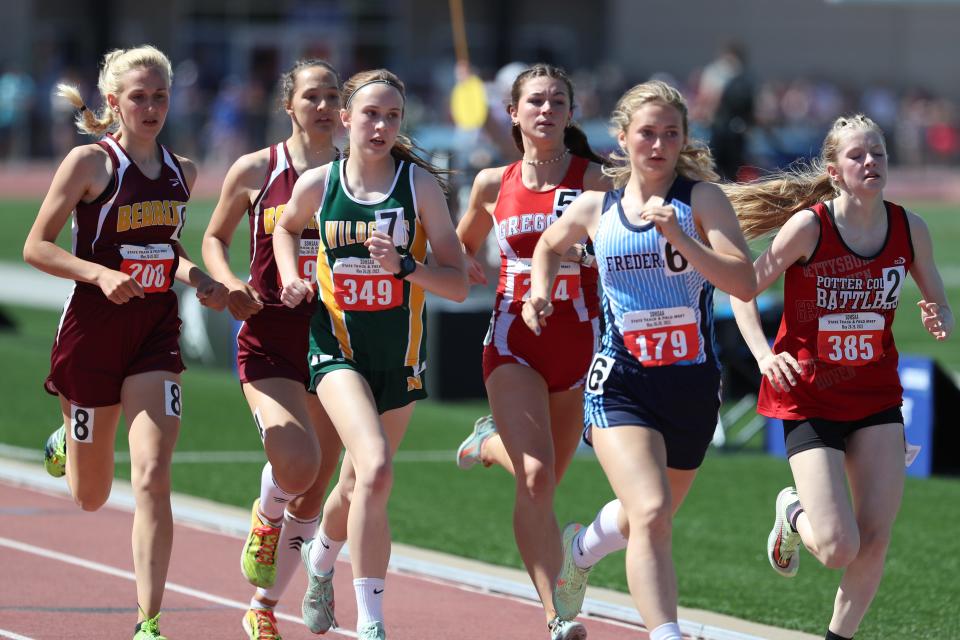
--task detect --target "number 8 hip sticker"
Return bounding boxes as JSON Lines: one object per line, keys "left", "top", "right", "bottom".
{"left": 585, "top": 353, "right": 614, "bottom": 395}
{"left": 165, "top": 380, "right": 183, "bottom": 418}
{"left": 70, "top": 405, "right": 94, "bottom": 443}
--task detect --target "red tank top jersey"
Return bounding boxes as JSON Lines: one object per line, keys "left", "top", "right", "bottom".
{"left": 247, "top": 141, "right": 321, "bottom": 315}
{"left": 492, "top": 156, "right": 599, "bottom": 321}
{"left": 758, "top": 201, "right": 914, "bottom": 421}
{"left": 73, "top": 134, "right": 189, "bottom": 296}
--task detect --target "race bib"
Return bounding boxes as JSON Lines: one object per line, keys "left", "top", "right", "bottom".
{"left": 508, "top": 259, "right": 581, "bottom": 302}
{"left": 332, "top": 257, "right": 403, "bottom": 311}
{"left": 817, "top": 312, "right": 884, "bottom": 366}
{"left": 119, "top": 244, "right": 175, "bottom": 293}
{"left": 299, "top": 239, "right": 320, "bottom": 282}
{"left": 623, "top": 306, "right": 698, "bottom": 367}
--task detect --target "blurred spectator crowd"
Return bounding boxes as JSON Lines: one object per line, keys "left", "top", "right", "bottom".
{"left": 1, "top": 50, "right": 957, "bottom": 176}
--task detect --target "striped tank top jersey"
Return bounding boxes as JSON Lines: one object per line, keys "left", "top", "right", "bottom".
{"left": 593, "top": 177, "right": 718, "bottom": 369}
{"left": 493, "top": 155, "right": 599, "bottom": 320}
{"left": 71, "top": 133, "right": 190, "bottom": 295}
{"left": 247, "top": 141, "right": 320, "bottom": 314}
{"left": 312, "top": 158, "right": 428, "bottom": 371}
{"left": 758, "top": 200, "right": 914, "bottom": 421}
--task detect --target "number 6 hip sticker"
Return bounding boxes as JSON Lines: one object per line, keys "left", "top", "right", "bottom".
{"left": 585, "top": 353, "right": 614, "bottom": 395}
{"left": 165, "top": 380, "right": 182, "bottom": 418}
{"left": 70, "top": 405, "right": 94, "bottom": 443}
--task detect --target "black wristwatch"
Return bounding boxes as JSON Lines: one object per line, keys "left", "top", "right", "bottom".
{"left": 393, "top": 253, "right": 417, "bottom": 280}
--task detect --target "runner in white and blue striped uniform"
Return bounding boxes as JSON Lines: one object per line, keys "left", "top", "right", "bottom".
{"left": 521, "top": 81, "right": 755, "bottom": 640}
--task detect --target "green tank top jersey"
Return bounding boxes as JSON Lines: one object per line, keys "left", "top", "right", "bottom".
{"left": 311, "top": 158, "right": 428, "bottom": 371}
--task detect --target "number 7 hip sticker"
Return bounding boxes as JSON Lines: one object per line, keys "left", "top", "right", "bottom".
{"left": 70, "top": 405, "right": 94, "bottom": 443}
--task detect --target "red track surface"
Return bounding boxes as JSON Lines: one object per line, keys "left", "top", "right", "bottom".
{"left": 0, "top": 481, "right": 645, "bottom": 639}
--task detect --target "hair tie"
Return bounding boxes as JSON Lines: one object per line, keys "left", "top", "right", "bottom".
{"left": 78, "top": 105, "right": 87, "bottom": 113}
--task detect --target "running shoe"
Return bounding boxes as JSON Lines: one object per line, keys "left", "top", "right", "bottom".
{"left": 456, "top": 415, "right": 497, "bottom": 469}
{"left": 242, "top": 607, "right": 282, "bottom": 640}
{"left": 767, "top": 486, "right": 802, "bottom": 578}
{"left": 549, "top": 616, "right": 587, "bottom": 640}
{"left": 241, "top": 498, "right": 280, "bottom": 588}
{"left": 554, "top": 522, "right": 591, "bottom": 621}
{"left": 301, "top": 538, "right": 338, "bottom": 633}
{"left": 357, "top": 621, "right": 386, "bottom": 639}
{"left": 132, "top": 613, "right": 167, "bottom": 639}
{"left": 43, "top": 425, "right": 66, "bottom": 478}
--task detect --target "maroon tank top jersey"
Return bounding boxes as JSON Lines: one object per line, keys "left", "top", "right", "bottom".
{"left": 236, "top": 142, "right": 328, "bottom": 385}
{"left": 46, "top": 134, "right": 190, "bottom": 406}
{"left": 492, "top": 155, "right": 599, "bottom": 321}
{"left": 758, "top": 201, "right": 914, "bottom": 421}
{"left": 247, "top": 141, "right": 319, "bottom": 314}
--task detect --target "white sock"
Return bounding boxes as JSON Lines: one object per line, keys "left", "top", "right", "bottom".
{"left": 259, "top": 462, "right": 297, "bottom": 524}
{"left": 353, "top": 577, "right": 385, "bottom": 627}
{"left": 258, "top": 511, "right": 320, "bottom": 601}
{"left": 649, "top": 621, "right": 683, "bottom": 640}
{"left": 309, "top": 526, "right": 345, "bottom": 576}
{"left": 249, "top": 597, "right": 270, "bottom": 610}
{"left": 575, "top": 499, "right": 628, "bottom": 569}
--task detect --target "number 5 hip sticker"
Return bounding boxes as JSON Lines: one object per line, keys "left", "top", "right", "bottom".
{"left": 165, "top": 380, "right": 183, "bottom": 418}
{"left": 585, "top": 353, "right": 614, "bottom": 395}
{"left": 70, "top": 405, "right": 94, "bottom": 443}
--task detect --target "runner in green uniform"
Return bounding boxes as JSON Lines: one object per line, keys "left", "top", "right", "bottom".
{"left": 273, "top": 68, "right": 467, "bottom": 640}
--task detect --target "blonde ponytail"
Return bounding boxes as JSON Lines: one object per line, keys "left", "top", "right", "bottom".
{"left": 722, "top": 114, "right": 885, "bottom": 240}
{"left": 60, "top": 45, "right": 173, "bottom": 137}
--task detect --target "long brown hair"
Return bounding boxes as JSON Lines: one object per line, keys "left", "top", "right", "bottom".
{"left": 58, "top": 45, "right": 172, "bottom": 137}
{"left": 509, "top": 64, "right": 605, "bottom": 165}
{"left": 341, "top": 68, "right": 451, "bottom": 190}
{"left": 604, "top": 80, "right": 719, "bottom": 188}
{"left": 723, "top": 114, "right": 885, "bottom": 240}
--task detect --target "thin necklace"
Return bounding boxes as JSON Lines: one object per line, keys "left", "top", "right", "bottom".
{"left": 523, "top": 149, "right": 568, "bottom": 166}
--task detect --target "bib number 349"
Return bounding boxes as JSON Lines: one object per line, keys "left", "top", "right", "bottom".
{"left": 332, "top": 257, "right": 403, "bottom": 311}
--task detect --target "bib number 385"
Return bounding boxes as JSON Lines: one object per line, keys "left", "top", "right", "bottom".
{"left": 817, "top": 312, "right": 884, "bottom": 366}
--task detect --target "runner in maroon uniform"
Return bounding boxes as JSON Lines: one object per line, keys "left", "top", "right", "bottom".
{"left": 202, "top": 59, "right": 344, "bottom": 640}
{"left": 726, "top": 114, "right": 953, "bottom": 640}
{"left": 24, "top": 45, "right": 227, "bottom": 640}
{"left": 454, "top": 64, "right": 608, "bottom": 640}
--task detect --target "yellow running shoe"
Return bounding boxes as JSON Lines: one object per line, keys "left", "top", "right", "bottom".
{"left": 242, "top": 607, "right": 283, "bottom": 640}
{"left": 43, "top": 425, "right": 66, "bottom": 478}
{"left": 240, "top": 498, "right": 280, "bottom": 588}
{"left": 133, "top": 612, "right": 167, "bottom": 640}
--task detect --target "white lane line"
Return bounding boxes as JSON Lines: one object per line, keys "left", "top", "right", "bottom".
{"left": 0, "top": 629, "right": 35, "bottom": 640}
{"left": 0, "top": 536, "right": 357, "bottom": 639}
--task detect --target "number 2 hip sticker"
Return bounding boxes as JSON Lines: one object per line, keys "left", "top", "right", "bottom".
{"left": 70, "top": 405, "right": 94, "bottom": 443}
{"left": 165, "top": 380, "right": 183, "bottom": 418}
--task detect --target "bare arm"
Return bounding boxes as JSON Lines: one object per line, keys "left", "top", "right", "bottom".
{"left": 274, "top": 165, "right": 328, "bottom": 307}
{"left": 906, "top": 211, "right": 953, "bottom": 341}
{"left": 729, "top": 210, "right": 820, "bottom": 390}
{"left": 522, "top": 190, "right": 603, "bottom": 334}
{"left": 23, "top": 145, "right": 149, "bottom": 304}
{"left": 455, "top": 167, "right": 500, "bottom": 286}
{"left": 658, "top": 181, "right": 756, "bottom": 301}
{"left": 202, "top": 150, "right": 269, "bottom": 319}
{"left": 366, "top": 168, "right": 468, "bottom": 302}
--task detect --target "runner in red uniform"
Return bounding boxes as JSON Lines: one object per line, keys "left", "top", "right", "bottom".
{"left": 25, "top": 45, "right": 227, "bottom": 640}
{"left": 727, "top": 114, "right": 953, "bottom": 640}
{"left": 454, "top": 64, "right": 608, "bottom": 640}
{"left": 201, "top": 59, "right": 344, "bottom": 640}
